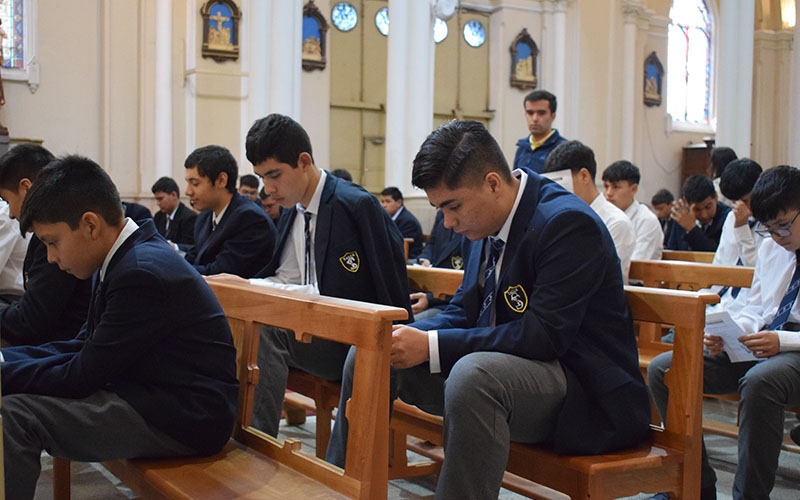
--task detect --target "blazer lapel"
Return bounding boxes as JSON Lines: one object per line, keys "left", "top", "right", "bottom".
{"left": 314, "top": 176, "right": 337, "bottom": 282}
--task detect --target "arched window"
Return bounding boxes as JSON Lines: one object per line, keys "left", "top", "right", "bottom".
{"left": 667, "top": 0, "right": 713, "bottom": 127}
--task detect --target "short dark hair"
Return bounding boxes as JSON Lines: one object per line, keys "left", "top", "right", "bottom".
{"left": 710, "top": 146, "right": 737, "bottom": 179}
{"left": 602, "top": 160, "right": 640, "bottom": 185}
{"left": 524, "top": 90, "right": 557, "bottom": 113}
{"left": 411, "top": 120, "right": 512, "bottom": 191}
{"left": 381, "top": 186, "right": 403, "bottom": 201}
{"left": 20, "top": 155, "right": 123, "bottom": 233}
{"left": 682, "top": 174, "right": 716, "bottom": 204}
{"left": 184, "top": 145, "right": 238, "bottom": 193}
{"left": 750, "top": 165, "right": 800, "bottom": 223}
{"left": 719, "top": 158, "right": 762, "bottom": 201}
{"left": 245, "top": 113, "right": 314, "bottom": 167}
{"left": 239, "top": 174, "right": 259, "bottom": 189}
{"left": 651, "top": 188, "right": 675, "bottom": 206}
{"left": 542, "top": 140, "right": 597, "bottom": 181}
{"left": 151, "top": 176, "right": 180, "bottom": 197}
{"left": 258, "top": 187, "right": 269, "bottom": 200}
{"left": 0, "top": 143, "right": 55, "bottom": 191}
{"left": 331, "top": 168, "right": 353, "bottom": 182}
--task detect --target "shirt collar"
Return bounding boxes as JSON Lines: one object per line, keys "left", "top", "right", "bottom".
{"left": 214, "top": 200, "right": 231, "bottom": 226}
{"left": 168, "top": 204, "right": 179, "bottom": 220}
{"left": 296, "top": 169, "right": 326, "bottom": 216}
{"left": 100, "top": 218, "right": 139, "bottom": 281}
{"left": 391, "top": 205, "right": 405, "bottom": 221}
{"left": 529, "top": 129, "right": 555, "bottom": 150}
{"left": 494, "top": 169, "right": 528, "bottom": 244}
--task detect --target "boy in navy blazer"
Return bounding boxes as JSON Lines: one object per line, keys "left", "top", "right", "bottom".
{"left": 0, "top": 156, "right": 239, "bottom": 499}
{"left": 151, "top": 175, "right": 197, "bottom": 252}
{"left": 0, "top": 144, "right": 92, "bottom": 345}
{"left": 184, "top": 145, "right": 276, "bottom": 277}
{"left": 328, "top": 121, "right": 650, "bottom": 499}
{"left": 244, "top": 113, "right": 412, "bottom": 444}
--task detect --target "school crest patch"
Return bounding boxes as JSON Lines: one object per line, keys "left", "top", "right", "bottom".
{"left": 503, "top": 285, "right": 528, "bottom": 313}
{"left": 339, "top": 251, "right": 360, "bottom": 273}
{"left": 451, "top": 256, "right": 464, "bottom": 270}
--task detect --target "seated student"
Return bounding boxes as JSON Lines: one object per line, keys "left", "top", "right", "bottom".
{"left": 184, "top": 145, "right": 276, "bottom": 278}
{"left": 708, "top": 159, "right": 766, "bottom": 315}
{"left": 244, "top": 113, "right": 411, "bottom": 439}
{"left": 647, "top": 165, "right": 800, "bottom": 500}
{"left": 380, "top": 186, "right": 424, "bottom": 260}
{"left": 711, "top": 146, "right": 738, "bottom": 208}
{"left": 410, "top": 209, "right": 463, "bottom": 321}
{"left": 327, "top": 121, "right": 651, "bottom": 495}
{"left": 238, "top": 173, "right": 260, "bottom": 203}
{"left": 122, "top": 200, "right": 152, "bottom": 223}
{"left": 542, "top": 140, "right": 635, "bottom": 281}
{"left": 0, "top": 144, "right": 92, "bottom": 346}
{"left": 330, "top": 168, "right": 353, "bottom": 183}
{"left": 602, "top": 160, "right": 664, "bottom": 261}
{"left": 665, "top": 174, "right": 731, "bottom": 252}
{"left": 0, "top": 198, "right": 28, "bottom": 306}
{"left": 651, "top": 188, "right": 675, "bottom": 239}
{"left": 257, "top": 187, "right": 281, "bottom": 223}
{"left": 151, "top": 176, "right": 197, "bottom": 253}
{"left": 0, "top": 155, "right": 239, "bottom": 500}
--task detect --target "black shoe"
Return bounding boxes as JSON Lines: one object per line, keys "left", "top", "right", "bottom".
{"left": 791, "top": 424, "right": 800, "bottom": 446}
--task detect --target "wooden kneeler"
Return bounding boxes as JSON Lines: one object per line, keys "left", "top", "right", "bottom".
{"left": 54, "top": 279, "right": 407, "bottom": 500}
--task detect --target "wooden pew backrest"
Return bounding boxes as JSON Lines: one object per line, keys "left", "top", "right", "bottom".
{"left": 661, "top": 250, "right": 715, "bottom": 263}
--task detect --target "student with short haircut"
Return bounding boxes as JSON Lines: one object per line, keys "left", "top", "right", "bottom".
{"left": 244, "top": 113, "right": 412, "bottom": 441}
{"left": 602, "top": 160, "right": 663, "bottom": 261}
{"left": 238, "top": 173, "right": 260, "bottom": 203}
{"left": 543, "top": 140, "right": 635, "bottom": 281}
{"left": 0, "top": 144, "right": 92, "bottom": 346}
{"left": 1, "top": 156, "right": 239, "bottom": 500}
{"left": 184, "top": 145, "right": 276, "bottom": 278}
{"left": 711, "top": 146, "right": 738, "bottom": 207}
{"left": 328, "top": 121, "right": 650, "bottom": 497}
{"left": 665, "top": 174, "right": 731, "bottom": 251}
{"left": 648, "top": 165, "right": 800, "bottom": 500}
{"left": 705, "top": 159, "right": 766, "bottom": 316}
{"left": 513, "top": 90, "right": 567, "bottom": 173}
{"left": 380, "top": 186, "right": 424, "bottom": 260}
{"left": 151, "top": 176, "right": 197, "bottom": 252}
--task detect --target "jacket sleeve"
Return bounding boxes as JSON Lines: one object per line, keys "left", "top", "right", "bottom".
{"left": 193, "top": 210, "right": 277, "bottom": 278}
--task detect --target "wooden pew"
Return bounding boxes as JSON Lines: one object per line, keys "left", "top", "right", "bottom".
{"left": 391, "top": 286, "right": 713, "bottom": 499}
{"left": 662, "top": 249, "right": 715, "bottom": 263}
{"left": 56, "top": 279, "right": 406, "bottom": 500}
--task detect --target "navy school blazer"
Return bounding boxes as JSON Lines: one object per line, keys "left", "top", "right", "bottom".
{"left": 411, "top": 169, "right": 651, "bottom": 455}
{"left": 154, "top": 202, "right": 197, "bottom": 252}
{"left": 0, "top": 220, "right": 239, "bottom": 455}
{"left": 186, "top": 193, "right": 277, "bottom": 278}
{"left": 256, "top": 173, "right": 412, "bottom": 317}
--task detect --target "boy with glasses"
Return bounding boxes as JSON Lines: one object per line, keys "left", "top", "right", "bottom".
{"left": 647, "top": 165, "right": 800, "bottom": 499}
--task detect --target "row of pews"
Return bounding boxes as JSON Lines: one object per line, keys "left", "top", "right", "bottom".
{"left": 46, "top": 250, "right": 784, "bottom": 499}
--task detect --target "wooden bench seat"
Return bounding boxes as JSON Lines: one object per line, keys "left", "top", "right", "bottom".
{"left": 54, "top": 279, "right": 407, "bottom": 500}
{"left": 389, "top": 286, "right": 711, "bottom": 498}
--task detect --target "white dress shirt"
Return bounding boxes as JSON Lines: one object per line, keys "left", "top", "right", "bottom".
{"left": 625, "top": 200, "right": 663, "bottom": 261}
{"left": 590, "top": 193, "right": 635, "bottom": 282}
{"left": 0, "top": 201, "right": 30, "bottom": 297}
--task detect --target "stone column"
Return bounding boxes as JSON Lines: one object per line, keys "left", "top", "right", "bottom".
{"left": 154, "top": 0, "right": 172, "bottom": 178}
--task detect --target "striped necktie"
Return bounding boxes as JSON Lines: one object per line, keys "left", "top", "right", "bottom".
{"left": 477, "top": 237, "right": 505, "bottom": 327}
{"left": 769, "top": 250, "right": 800, "bottom": 330}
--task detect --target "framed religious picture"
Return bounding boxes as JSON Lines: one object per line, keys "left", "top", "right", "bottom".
{"left": 302, "top": 1, "right": 329, "bottom": 71}
{"left": 643, "top": 51, "right": 664, "bottom": 107}
{"left": 509, "top": 28, "right": 538, "bottom": 90}
{"left": 200, "top": 0, "right": 241, "bottom": 62}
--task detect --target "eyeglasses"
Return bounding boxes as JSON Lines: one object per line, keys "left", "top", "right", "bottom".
{"left": 754, "top": 210, "right": 800, "bottom": 237}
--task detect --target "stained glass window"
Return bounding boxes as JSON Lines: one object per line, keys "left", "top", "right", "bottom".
{"left": 0, "top": 0, "right": 23, "bottom": 69}
{"left": 667, "top": 0, "right": 712, "bottom": 125}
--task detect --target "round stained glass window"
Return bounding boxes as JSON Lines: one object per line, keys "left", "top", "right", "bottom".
{"left": 332, "top": 2, "right": 358, "bottom": 32}
{"left": 463, "top": 19, "right": 486, "bottom": 48}
{"left": 375, "top": 7, "right": 389, "bottom": 36}
{"left": 434, "top": 17, "right": 448, "bottom": 44}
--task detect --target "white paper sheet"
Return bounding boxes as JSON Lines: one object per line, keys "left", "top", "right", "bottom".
{"left": 705, "top": 310, "right": 757, "bottom": 362}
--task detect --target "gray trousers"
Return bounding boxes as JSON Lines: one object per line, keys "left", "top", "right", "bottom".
{"left": 647, "top": 350, "right": 800, "bottom": 499}
{"left": 328, "top": 350, "right": 567, "bottom": 500}
{"left": 2, "top": 389, "right": 193, "bottom": 500}
{"left": 250, "top": 326, "right": 350, "bottom": 436}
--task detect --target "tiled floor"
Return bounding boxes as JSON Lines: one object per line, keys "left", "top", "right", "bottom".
{"left": 33, "top": 398, "right": 800, "bottom": 499}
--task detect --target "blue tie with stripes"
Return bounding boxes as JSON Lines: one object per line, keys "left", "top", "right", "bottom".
{"left": 477, "top": 237, "right": 505, "bottom": 327}
{"left": 769, "top": 251, "right": 800, "bottom": 330}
